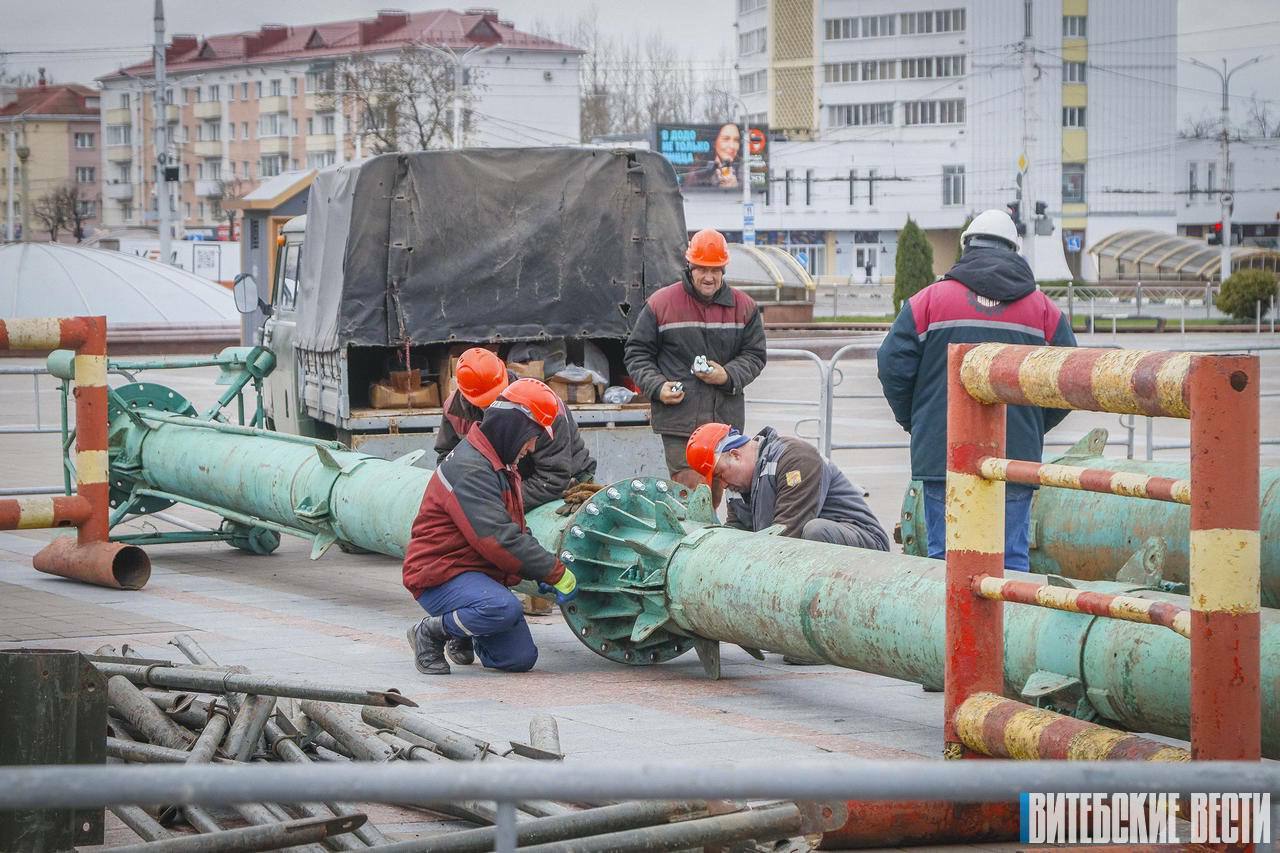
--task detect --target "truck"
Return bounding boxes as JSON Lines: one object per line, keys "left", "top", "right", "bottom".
{"left": 241, "top": 147, "right": 689, "bottom": 479}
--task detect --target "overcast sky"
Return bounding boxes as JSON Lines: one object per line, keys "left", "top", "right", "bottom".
{"left": 2, "top": 0, "right": 1277, "bottom": 126}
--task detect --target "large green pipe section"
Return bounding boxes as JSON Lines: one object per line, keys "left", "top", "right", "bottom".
{"left": 107, "top": 408, "right": 1280, "bottom": 756}
{"left": 897, "top": 428, "right": 1280, "bottom": 606}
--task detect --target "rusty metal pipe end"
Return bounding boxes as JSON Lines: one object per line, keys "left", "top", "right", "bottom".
{"left": 33, "top": 538, "right": 151, "bottom": 590}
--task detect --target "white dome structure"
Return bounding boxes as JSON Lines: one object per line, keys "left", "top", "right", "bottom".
{"left": 0, "top": 243, "right": 239, "bottom": 352}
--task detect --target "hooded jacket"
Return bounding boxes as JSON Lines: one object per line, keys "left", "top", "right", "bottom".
{"left": 402, "top": 421, "right": 563, "bottom": 599}
{"left": 434, "top": 372, "right": 597, "bottom": 509}
{"left": 624, "top": 271, "right": 767, "bottom": 438}
{"left": 876, "top": 247, "right": 1077, "bottom": 481}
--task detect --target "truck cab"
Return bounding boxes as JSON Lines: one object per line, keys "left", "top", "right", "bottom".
{"left": 259, "top": 148, "right": 687, "bottom": 478}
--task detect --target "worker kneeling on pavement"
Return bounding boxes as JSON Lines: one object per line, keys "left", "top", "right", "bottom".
{"left": 436, "top": 347, "right": 599, "bottom": 510}
{"left": 687, "top": 423, "right": 890, "bottom": 550}
{"left": 403, "top": 378, "right": 578, "bottom": 675}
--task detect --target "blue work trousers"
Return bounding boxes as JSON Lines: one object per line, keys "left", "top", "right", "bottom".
{"left": 922, "top": 481, "right": 1034, "bottom": 572}
{"left": 416, "top": 571, "right": 538, "bottom": 672}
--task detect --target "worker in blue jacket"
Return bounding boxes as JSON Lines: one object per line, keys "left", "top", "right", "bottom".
{"left": 876, "top": 209, "right": 1077, "bottom": 570}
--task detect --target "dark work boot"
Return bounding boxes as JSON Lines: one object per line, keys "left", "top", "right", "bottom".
{"left": 445, "top": 636, "right": 475, "bottom": 667}
{"left": 407, "top": 616, "right": 450, "bottom": 675}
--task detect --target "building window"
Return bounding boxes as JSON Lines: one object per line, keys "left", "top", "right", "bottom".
{"left": 207, "top": 160, "right": 221, "bottom": 180}
{"left": 942, "top": 165, "right": 965, "bottom": 206}
{"left": 784, "top": 168, "right": 793, "bottom": 205}
{"left": 198, "top": 201, "right": 205, "bottom": 219}
{"left": 255, "top": 81, "right": 263, "bottom": 98}
{"left": 1064, "top": 61, "right": 1086, "bottom": 83}
{"left": 119, "top": 202, "right": 132, "bottom": 219}
{"left": 306, "top": 69, "right": 335, "bottom": 93}
{"left": 259, "top": 114, "right": 284, "bottom": 137}
{"left": 1063, "top": 15, "right": 1087, "bottom": 38}
{"left": 824, "top": 14, "right": 894, "bottom": 40}
{"left": 270, "top": 79, "right": 282, "bottom": 97}
{"left": 76, "top": 199, "right": 96, "bottom": 217}
{"left": 860, "top": 59, "right": 896, "bottom": 81}
{"left": 1062, "top": 106, "right": 1086, "bottom": 127}
{"left": 827, "top": 102, "right": 894, "bottom": 127}
{"left": 805, "top": 169, "right": 814, "bottom": 205}
{"left": 106, "top": 124, "right": 131, "bottom": 146}
{"left": 1063, "top": 163, "right": 1085, "bottom": 202}
{"left": 115, "top": 163, "right": 130, "bottom": 183}
{"left": 739, "top": 70, "right": 767, "bottom": 94}
{"left": 76, "top": 166, "right": 96, "bottom": 183}
{"left": 737, "top": 0, "right": 766, "bottom": 12}
{"left": 868, "top": 168, "right": 878, "bottom": 205}
{"left": 242, "top": 121, "right": 250, "bottom": 139}
{"left": 738, "top": 27, "right": 767, "bottom": 55}
{"left": 243, "top": 161, "right": 251, "bottom": 178}
{"left": 1207, "top": 161, "right": 1216, "bottom": 193}
{"left": 228, "top": 123, "right": 236, "bottom": 140}
{"left": 291, "top": 118, "right": 299, "bottom": 136}
{"left": 905, "top": 99, "right": 965, "bottom": 125}
{"left": 321, "top": 113, "right": 336, "bottom": 135}
{"left": 209, "top": 84, "right": 220, "bottom": 101}
{"left": 290, "top": 77, "right": 299, "bottom": 96}
{"left": 119, "top": 92, "right": 131, "bottom": 109}
{"left": 259, "top": 154, "right": 287, "bottom": 177}
{"left": 73, "top": 132, "right": 95, "bottom": 149}
{"left": 242, "top": 82, "right": 250, "bottom": 99}
{"left": 901, "top": 55, "right": 965, "bottom": 79}
{"left": 901, "top": 8, "right": 966, "bottom": 35}
{"left": 307, "top": 151, "right": 336, "bottom": 169}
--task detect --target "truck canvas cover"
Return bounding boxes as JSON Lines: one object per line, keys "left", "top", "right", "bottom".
{"left": 295, "top": 148, "right": 688, "bottom": 352}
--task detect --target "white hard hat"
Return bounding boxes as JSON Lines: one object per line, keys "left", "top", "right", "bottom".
{"left": 962, "top": 209, "right": 1020, "bottom": 250}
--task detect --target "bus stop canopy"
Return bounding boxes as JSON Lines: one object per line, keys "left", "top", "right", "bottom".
{"left": 1090, "top": 229, "right": 1280, "bottom": 281}
{"left": 725, "top": 243, "right": 815, "bottom": 303}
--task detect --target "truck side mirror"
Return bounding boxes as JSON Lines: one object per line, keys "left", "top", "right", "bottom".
{"left": 232, "top": 273, "right": 272, "bottom": 317}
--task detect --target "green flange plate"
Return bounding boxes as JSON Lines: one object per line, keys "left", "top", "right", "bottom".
{"left": 107, "top": 382, "right": 197, "bottom": 515}
{"left": 558, "top": 478, "right": 718, "bottom": 666}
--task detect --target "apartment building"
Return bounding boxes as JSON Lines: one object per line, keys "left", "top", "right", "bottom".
{"left": 96, "top": 8, "right": 582, "bottom": 236}
{"left": 727, "top": 0, "right": 1176, "bottom": 280}
{"left": 0, "top": 79, "right": 101, "bottom": 241}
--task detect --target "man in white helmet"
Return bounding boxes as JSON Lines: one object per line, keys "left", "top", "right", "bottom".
{"left": 876, "top": 209, "right": 1077, "bottom": 571}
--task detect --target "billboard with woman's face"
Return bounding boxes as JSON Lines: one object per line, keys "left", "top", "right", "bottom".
{"left": 655, "top": 122, "right": 769, "bottom": 191}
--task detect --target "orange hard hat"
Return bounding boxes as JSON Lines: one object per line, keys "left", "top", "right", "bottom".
{"left": 685, "top": 228, "right": 730, "bottom": 268}
{"left": 494, "top": 377, "right": 560, "bottom": 437}
{"left": 456, "top": 348, "right": 509, "bottom": 408}
{"left": 686, "top": 422, "right": 735, "bottom": 485}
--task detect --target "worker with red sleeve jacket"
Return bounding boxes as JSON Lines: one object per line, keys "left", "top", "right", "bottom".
{"left": 404, "top": 378, "right": 578, "bottom": 675}
{"left": 435, "top": 348, "right": 598, "bottom": 510}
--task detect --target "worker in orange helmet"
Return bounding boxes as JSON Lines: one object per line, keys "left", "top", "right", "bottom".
{"left": 686, "top": 422, "right": 889, "bottom": 551}
{"left": 624, "top": 229, "right": 767, "bottom": 493}
{"left": 436, "top": 348, "right": 597, "bottom": 511}
{"left": 404, "top": 378, "right": 578, "bottom": 675}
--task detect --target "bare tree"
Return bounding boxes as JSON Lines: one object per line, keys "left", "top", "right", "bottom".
{"left": 1246, "top": 94, "right": 1280, "bottom": 138}
{"left": 217, "top": 178, "right": 249, "bottom": 239}
{"left": 336, "top": 46, "right": 482, "bottom": 153}
{"left": 61, "top": 184, "right": 95, "bottom": 242}
{"left": 32, "top": 188, "right": 70, "bottom": 242}
{"left": 1180, "top": 109, "right": 1219, "bottom": 139}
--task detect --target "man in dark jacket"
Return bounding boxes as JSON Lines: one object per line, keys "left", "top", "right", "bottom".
{"left": 876, "top": 209, "right": 1077, "bottom": 571}
{"left": 435, "top": 348, "right": 597, "bottom": 510}
{"left": 404, "top": 378, "right": 578, "bottom": 675}
{"left": 686, "top": 423, "right": 890, "bottom": 550}
{"left": 624, "top": 228, "right": 768, "bottom": 490}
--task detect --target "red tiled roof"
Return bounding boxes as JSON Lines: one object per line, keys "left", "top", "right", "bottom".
{"left": 100, "top": 8, "right": 580, "bottom": 81}
{"left": 0, "top": 84, "right": 100, "bottom": 118}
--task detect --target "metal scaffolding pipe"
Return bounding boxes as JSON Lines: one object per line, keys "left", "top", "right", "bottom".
{"left": 94, "top": 661, "right": 415, "bottom": 708}
{"left": 106, "top": 675, "right": 193, "bottom": 751}
{"left": 107, "top": 814, "right": 364, "bottom": 853}
{"left": 515, "top": 803, "right": 802, "bottom": 853}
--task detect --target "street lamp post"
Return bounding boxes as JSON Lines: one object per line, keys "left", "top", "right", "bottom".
{"left": 1188, "top": 56, "right": 1265, "bottom": 283}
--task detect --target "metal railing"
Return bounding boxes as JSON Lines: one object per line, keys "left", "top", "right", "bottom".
{"left": 0, "top": 759, "right": 1276, "bottom": 853}
{"left": 747, "top": 348, "right": 833, "bottom": 456}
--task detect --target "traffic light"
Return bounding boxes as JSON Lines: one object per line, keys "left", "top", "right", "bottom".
{"left": 1035, "top": 201, "right": 1048, "bottom": 217}
{"left": 1033, "top": 201, "right": 1054, "bottom": 236}
{"left": 1007, "top": 202, "right": 1026, "bottom": 236}
{"left": 1208, "top": 222, "right": 1222, "bottom": 245}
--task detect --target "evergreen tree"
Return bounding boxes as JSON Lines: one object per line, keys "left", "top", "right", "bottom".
{"left": 893, "top": 217, "right": 934, "bottom": 313}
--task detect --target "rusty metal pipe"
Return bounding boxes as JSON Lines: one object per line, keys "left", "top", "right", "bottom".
{"left": 31, "top": 538, "right": 150, "bottom": 589}
{"left": 107, "top": 737, "right": 196, "bottom": 764}
{"left": 818, "top": 801, "right": 1019, "bottom": 849}
{"left": 225, "top": 695, "right": 276, "bottom": 763}
{"left": 107, "top": 814, "right": 365, "bottom": 853}
{"left": 94, "top": 662, "right": 414, "bottom": 708}
{"left": 110, "top": 804, "right": 174, "bottom": 842}
{"left": 300, "top": 701, "right": 396, "bottom": 763}
{"left": 974, "top": 576, "right": 1191, "bottom": 638}
{"left": 186, "top": 701, "right": 231, "bottom": 765}
{"left": 360, "top": 707, "right": 488, "bottom": 761}
{"left": 107, "top": 675, "right": 194, "bottom": 751}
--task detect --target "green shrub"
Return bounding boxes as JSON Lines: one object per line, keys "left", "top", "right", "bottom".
{"left": 893, "top": 217, "right": 934, "bottom": 313}
{"left": 1214, "top": 269, "right": 1278, "bottom": 321}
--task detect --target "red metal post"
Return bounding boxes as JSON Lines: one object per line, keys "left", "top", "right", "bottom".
{"left": 944, "top": 343, "right": 1007, "bottom": 759}
{"left": 66, "top": 315, "right": 110, "bottom": 544}
{"left": 1187, "top": 355, "right": 1260, "bottom": 761}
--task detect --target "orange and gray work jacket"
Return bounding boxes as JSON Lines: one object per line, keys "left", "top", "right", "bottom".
{"left": 434, "top": 383, "right": 596, "bottom": 510}
{"left": 624, "top": 273, "right": 767, "bottom": 438}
